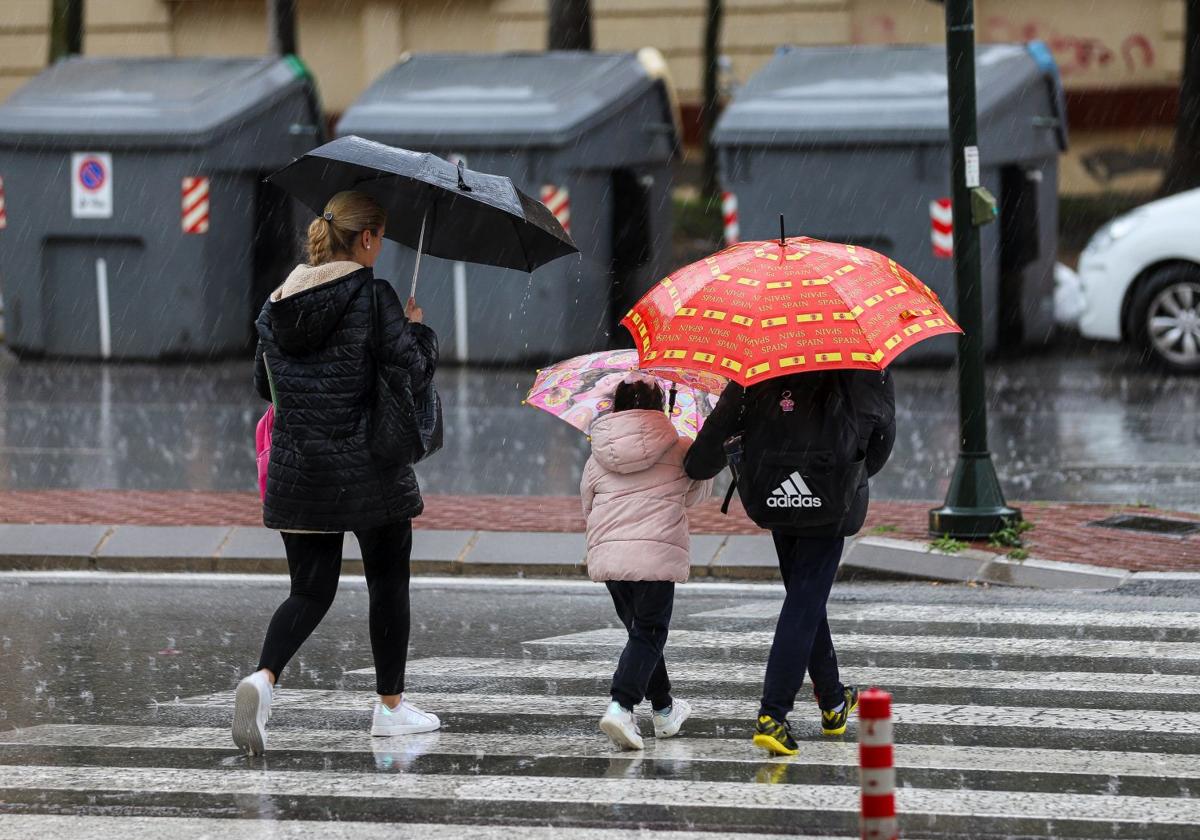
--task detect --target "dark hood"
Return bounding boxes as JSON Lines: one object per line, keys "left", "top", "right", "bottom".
{"left": 257, "top": 264, "right": 372, "bottom": 355}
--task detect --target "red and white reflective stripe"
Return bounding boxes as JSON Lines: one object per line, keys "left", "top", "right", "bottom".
{"left": 0, "top": 175, "right": 8, "bottom": 230}
{"left": 859, "top": 688, "right": 898, "bottom": 840}
{"left": 540, "top": 184, "right": 570, "bottom": 233}
{"left": 182, "top": 176, "right": 210, "bottom": 235}
{"left": 930, "top": 197, "right": 953, "bottom": 258}
{"left": 722, "top": 191, "right": 739, "bottom": 245}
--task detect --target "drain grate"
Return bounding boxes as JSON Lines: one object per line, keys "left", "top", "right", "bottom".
{"left": 1089, "top": 514, "right": 1200, "bottom": 537}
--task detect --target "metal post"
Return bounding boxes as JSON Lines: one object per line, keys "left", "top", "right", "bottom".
{"left": 49, "top": 0, "right": 83, "bottom": 62}
{"left": 928, "top": 0, "right": 1021, "bottom": 539}
{"left": 268, "top": 0, "right": 298, "bottom": 56}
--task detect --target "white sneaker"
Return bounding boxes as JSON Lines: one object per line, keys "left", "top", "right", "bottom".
{"left": 653, "top": 699, "right": 691, "bottom": 739}
{"left": 232, "top": 671, "right": 272, "bottom": 756}
{"left": 370, "top": 698, "right": 441, "bottom": 736}
{"left": 600, "top": 701, "right": 644, "bottom": 751}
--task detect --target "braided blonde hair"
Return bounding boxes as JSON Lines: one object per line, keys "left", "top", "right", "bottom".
{"left": 305, "top": 190, "right": 386, "bottom": 265}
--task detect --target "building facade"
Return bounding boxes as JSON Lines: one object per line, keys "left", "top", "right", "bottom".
{"left": 0, "top": 0, "right": 1188, "bottom": 195}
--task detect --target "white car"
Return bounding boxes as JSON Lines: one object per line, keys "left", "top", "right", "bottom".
{"left": 1075, "top": 187, "right": 1200, "bottom": 372}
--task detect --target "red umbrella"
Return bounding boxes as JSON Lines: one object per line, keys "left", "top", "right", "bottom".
{"left": 622, "top": 235, "right": 962, "bottom": 387}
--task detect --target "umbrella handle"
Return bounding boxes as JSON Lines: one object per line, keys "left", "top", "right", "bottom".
{"left": 668, "top": 383, "right": 678, "bottom": 415}
{"left": 410, "top": 210, "right": 427, "bottom": 299}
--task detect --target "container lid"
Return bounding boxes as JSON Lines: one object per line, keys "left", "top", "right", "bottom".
{"left": 0, "top": 57, "right": 307, "bottom": 144}
{"left": 337, "top": 52, "right": 661, "bottom": 148}
{"left": 714, "top": 44, "right": 1064, "bottom": 147}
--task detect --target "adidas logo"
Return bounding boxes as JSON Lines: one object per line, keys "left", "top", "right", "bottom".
{"left": 767, "top": 471, "right": 823, "bottom": 509}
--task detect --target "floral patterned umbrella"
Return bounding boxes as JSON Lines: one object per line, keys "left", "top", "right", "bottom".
{"left": 524, "top": 350, "right": 726, "bottom": 439}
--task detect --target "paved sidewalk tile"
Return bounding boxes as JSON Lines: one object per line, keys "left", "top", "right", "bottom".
{"left": 96, "top": 526, "right": 231, "bottom": 572}
{"left": 412, "top": 530, "right": 475, "bottom": 564}
{"left": 982, "top": 556, "right": 1130, "bottom": 590}
{"left": 690, "top": 535, "right": 728, "bottom": 571}
{"left": 342, "top": 530, "right": 470, "bottom": 574}
{"left": 843, "top": 537, "right": 991, "bottom": 583}
{"left": 0, "top": 524, "right": 109, "bottom": 570}
{"left": 216, "top": 527, "right": 286, "bottom": 573}
{"left": 464, "top": 532, "right": 586, "bottom": 575}
{"left": 709, "top": 535, "right": 777, "bottom": 579}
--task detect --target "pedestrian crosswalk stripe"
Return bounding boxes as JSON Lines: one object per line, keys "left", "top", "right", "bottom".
{"left": 524, "top": 629, "right": 1200, "bottom": 663}
{"left": 0, "top": 815, "right": 845, "bottom": 840}
{"left": 6, "top": 724, "right": 1199, "bottom": 782}
{"left": 3, "top": 765, "right": 1199, "bottom": 831}
{"left": 351, "top": 657, "right": 1200, "bottom": 697}
{"left": 158, "top": 689, "right": 1200, "bottom": 736}
{"left": 692, "top": 601, "right": 1200, "bottom": 632}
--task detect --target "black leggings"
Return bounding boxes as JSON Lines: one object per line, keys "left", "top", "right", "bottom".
{"left": 257, "top": 520, "right": 413, "bottom": 695}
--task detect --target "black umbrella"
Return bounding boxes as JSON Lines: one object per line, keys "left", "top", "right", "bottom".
{"left": 265, "top": 135, "right": 578, "bottom": 291}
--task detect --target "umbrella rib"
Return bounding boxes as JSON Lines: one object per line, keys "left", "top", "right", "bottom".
{"left": 511, "top": 213, "right": 533, "bottom": 273}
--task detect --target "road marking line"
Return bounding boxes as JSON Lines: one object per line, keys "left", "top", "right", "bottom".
{"left": 161, "top": 690, "right": 1200, "bottom": 735}
{"left": 691, "top": 601, "right": 1200, "bottom": 631}
{"left": 2, "top": 765, "right": 1198, "bottom": 825}
{"left": 5, "top": 724, "right": 1198, "bottom": 780}
{"left": 524, "top": 629, "right": 1200, "bottom": 662}
{"left": 345, "top": 657, "right": 1200, "bottom": 695}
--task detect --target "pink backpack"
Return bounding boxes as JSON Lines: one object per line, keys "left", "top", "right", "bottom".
{"left": 256, "top": 356, "right": 280, "bottom": 502}
{"left": 256, "top": 404, "right": 274, "bottom": 501}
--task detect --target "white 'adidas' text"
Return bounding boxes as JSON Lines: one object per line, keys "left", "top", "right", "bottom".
{"left": 766, "top": 471, "right": 823, "bottom": 508}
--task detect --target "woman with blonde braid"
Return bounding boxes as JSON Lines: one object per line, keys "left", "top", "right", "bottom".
{"left": 232, "top": 191, "right": 440, "bottom": 755}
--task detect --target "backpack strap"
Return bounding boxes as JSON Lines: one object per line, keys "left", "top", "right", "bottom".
{"left": 263, "top": 354, "right": 280, "bottom": 413}
{"left": 720, "top": 473, "right": 738, "bottom": 515}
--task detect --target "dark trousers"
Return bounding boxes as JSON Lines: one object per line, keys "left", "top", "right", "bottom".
{"left": 606, "top": 580, "right": 675, "bottom": 711}
{"left": 257, "top": 520, "right": 413, "bottom": 696}
{"left": 758, "top": 534, "right": 846, "bottom": 721}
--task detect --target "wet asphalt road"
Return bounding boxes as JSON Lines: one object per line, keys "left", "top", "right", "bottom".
{"left": 0, "top": 574, "right": 1198, "bottom": 838}
{"left": 1, "top": 340, "right": 1198, "bottom": 510}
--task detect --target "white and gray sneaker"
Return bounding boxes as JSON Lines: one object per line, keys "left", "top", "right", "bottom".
{"left": 653, "top": 699, "right": 691, "bottom": 739}
{"left": 370, "top": 698, "right": 441, "bottom": 736}
{"left": 600, "top": 701, "right": 645, "bottom": 751}
{"left": 232, "top": 671, "right": 273, "bottom": 756}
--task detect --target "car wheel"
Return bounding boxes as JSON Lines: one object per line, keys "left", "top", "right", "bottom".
{"left": 1132, "top": 265, "right": 1200, "bottom": 373}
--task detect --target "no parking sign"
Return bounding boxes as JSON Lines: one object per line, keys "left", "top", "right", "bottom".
{"left": 71, "top": 152, "right": 113, "bottom": 219}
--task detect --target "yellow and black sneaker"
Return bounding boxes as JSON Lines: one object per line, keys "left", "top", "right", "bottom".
{"left": 753, "top": 714, "right": 798, "bottom": 756}
{"left": 820, "top": 685, "right": 860, "bottom": 736}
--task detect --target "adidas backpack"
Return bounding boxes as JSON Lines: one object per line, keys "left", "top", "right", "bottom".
{"left": 732, "top": 373, "right": 866, "bottom": 532}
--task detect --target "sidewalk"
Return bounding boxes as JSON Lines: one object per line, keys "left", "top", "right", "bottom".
{"left": 0, "top": 491, "right": 1197, "bottom": 588}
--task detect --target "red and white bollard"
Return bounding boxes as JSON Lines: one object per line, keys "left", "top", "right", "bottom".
{"left": 859, "top": 688, "right": 898, "bottom": 840}
{"left": 930, "top": 197, "right": 953, "bottom": 259}
{"left": 721, "top": 191, "right": 739, "bottom": 245}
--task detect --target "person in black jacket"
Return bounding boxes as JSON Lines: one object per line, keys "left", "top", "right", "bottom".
{"left": 232, "top": 191, "right": 440, "bottom": 756}
{"left": 685, "top": 369, "right": 895, "bottom": 756}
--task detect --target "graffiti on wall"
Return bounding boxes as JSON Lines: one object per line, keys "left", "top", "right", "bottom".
{"left": 983, "top": 17, "right": 1155, "bottom": 77}
{"left": 853, "top": 14, "right": 1157, "bottom": 80}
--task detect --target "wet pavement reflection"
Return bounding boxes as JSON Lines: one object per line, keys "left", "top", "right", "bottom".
{"left": 0, "top": 341, "right": 1197, "bottom": 509}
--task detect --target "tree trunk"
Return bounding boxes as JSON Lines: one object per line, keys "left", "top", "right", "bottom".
{"left": 701, "top": 0, "right": 725, "bottom": 201}
{"left": 49, "top": 0, "right": 83, "bottom": 62}
{"left": 1161, "top": 0, "right": 1200, "bottom": 195}
{"left": 548, "top": 0, "right": 592, "bottom": 51}
{"left": 268, "top": 0, "right": 298, "bottom": 56}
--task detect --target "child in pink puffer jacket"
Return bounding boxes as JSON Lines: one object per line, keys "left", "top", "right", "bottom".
{"left": 581, "top": 374, "right": 712, "bottom": 751}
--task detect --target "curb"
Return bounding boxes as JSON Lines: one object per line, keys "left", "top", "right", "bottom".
{"left": 840, "top": 537, "right": 1133, "bottom": 591}
{"left": 0, "top": 524, "right": 1179, "bottom": 590}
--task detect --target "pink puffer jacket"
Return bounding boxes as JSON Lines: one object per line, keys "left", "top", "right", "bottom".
{"left": 581, "top": 409, "right": 713, "bottom": 582}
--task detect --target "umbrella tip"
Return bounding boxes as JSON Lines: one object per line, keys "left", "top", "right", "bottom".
{"left": 779, "top": 214, "right": 786, "bottom": 248}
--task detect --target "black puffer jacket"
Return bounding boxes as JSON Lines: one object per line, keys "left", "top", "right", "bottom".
{"left": 254, "top": 264, "right": 438, "bottom": 532}
{"left": 685, "top": 370, "right": 896, "bottom": 538}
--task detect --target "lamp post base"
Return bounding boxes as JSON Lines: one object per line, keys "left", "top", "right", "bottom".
{"left": 929, "top": 452, "right": 1022, "bottom": 539}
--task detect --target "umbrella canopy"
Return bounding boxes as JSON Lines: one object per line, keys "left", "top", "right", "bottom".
{"left": 525, "top": 350, "right": 725, "bottom": 440}
{"left": 265, "top": 135, "right": 577, "bottom": 273}
{"left": 622, "top": 236, "right": 962, "bottom": 387}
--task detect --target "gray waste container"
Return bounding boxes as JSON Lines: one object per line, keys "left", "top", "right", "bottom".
{"left": 337, "top": 51, "right": 679, "bottom": 363}
{"left": 0, "top": 56, "right": 323, "bottom": 359}
{"left": 714, "top": 43, "right": 1068, "bottom": 360}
